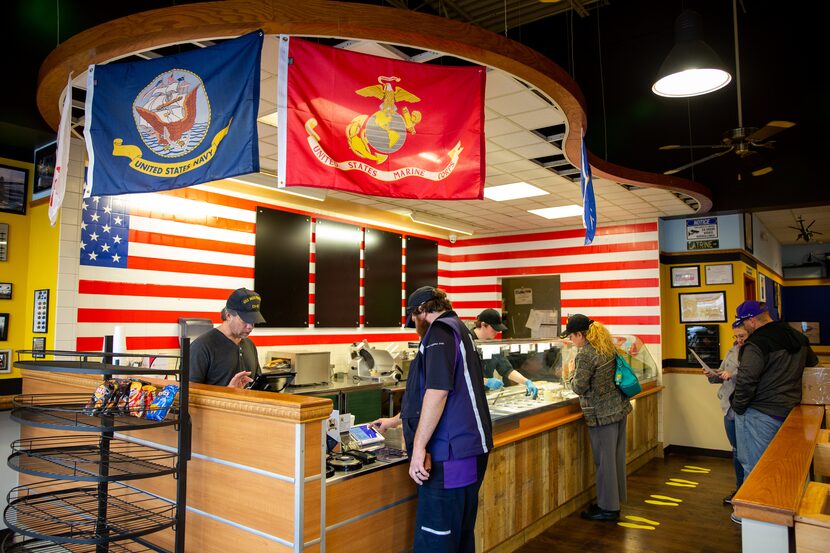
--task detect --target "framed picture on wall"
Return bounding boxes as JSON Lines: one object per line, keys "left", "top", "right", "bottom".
{"left": 685, "top": 324, "right": 721, "bottom": 366}
{"left": 743, "top": 212, "right": 754, "bottom": 254}
{"left": 671, "top": 265, "right": 700, "bottom": 287}
{"left": 0, "top": 349, "right": 10, "bottom": 374}
{"left": 33, "top": 289, "right": 49, "bottom": 333}
{"left": 679, "top": 291, "right": 727, "bottom": 323}
{"left": 32, "top": 141, "right": 57, "bottom": 201}
{"left": 705, "top": 264, "right": 733, "bottom": 285}
{"left": 0, "top": 164, "right": 29, "bottom": 215}
{"left": 32, "top": 336, "right": 46, "bottom": 358}
{"left": 0, "top": 223, "right": 8, "bottom": 261}
{"left": 0, "top": 313, "right": 8, "bottom": 341}
{"left": 758, "top": 274, "right": 767, "bottom": 302}
{"left": 0, "top": 282, "right": 11, "bottom": 300}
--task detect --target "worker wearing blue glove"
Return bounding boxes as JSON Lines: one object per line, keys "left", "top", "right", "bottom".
{"left": 470, "top": 309, "right": 541, "bottom": 398}
{"left": 485, "top": 377, "right": 504, "bottom": 390}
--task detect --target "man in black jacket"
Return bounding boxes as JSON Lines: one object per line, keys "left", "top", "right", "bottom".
{"left": 731, "top": 300, "right": 818, "bottom": 481}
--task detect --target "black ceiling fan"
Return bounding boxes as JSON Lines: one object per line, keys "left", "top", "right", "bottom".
{"left": 660, "top": 0, "right": 795, "bottom": 178}
{"left": 789, "top": 216, "right": 823, "bottom": 243}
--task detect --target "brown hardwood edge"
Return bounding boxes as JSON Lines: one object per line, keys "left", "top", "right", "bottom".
{"left": 21, "top": 369, "right": 332, "bottom": 423}
{"left": 0, "top": 395, "right": 13, "bottom": 411}
{"left": 732, "top": 405, "right": 825, "bottom": 527}
{"left": 795, "top": 482, "right": 830, "bottom": 529}
{"left": 663, "top": 367, "right": 707, "bottom": 375}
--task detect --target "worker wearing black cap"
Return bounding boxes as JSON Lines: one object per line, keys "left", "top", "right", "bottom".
{"left": 470, "top": 308, "right": 538, "bottom": 399}
{"left": 372, "top": 286, "right": 492, "bottom": 552}
{"left": 190, "top": 288, "right": 265, "bottom": 388}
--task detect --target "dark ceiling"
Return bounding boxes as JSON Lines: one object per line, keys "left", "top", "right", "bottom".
{"left": 2, "top": 0, "right": 827, "bottom": 213}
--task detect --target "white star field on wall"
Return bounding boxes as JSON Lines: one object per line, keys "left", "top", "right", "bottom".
{"left": 79, "top": 196, "right": 130, "bottom": 268}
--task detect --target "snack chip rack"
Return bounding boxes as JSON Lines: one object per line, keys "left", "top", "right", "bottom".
{"left": 2, "top": 337, "right": 191, "bottom": 552}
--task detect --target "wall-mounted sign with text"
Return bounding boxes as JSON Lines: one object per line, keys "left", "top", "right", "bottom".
{"left": 686, "top": 217, "right": 719, "bottom": 250}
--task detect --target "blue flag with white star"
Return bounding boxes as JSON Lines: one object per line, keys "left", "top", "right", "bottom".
{"left": 80, "top": 196, "right": 130, "bottom": 268}
{"left": 581, "top": 134, "right": 597, "bottom": 245}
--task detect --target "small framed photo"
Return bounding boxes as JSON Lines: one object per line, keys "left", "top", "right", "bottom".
{"left": 0, "top": 164, "right": 29, "bottom": 215}
{"left": 679, "top": 291, "right": 727, "bottom": 323}
{"left": 743, "top": 212, "right": 754, "bottom": 254}
{"left": 0, "top": 223, "right": 8, "bottom": 262}
{"left": 0, "top": 349, "right": 10, "bottom": 374}
{"left": 32, "top": 336, "right": 46, "bottom": 358}
{"left": 671, "top": 265, "right": 700, "bottom": 287}
{"left": 705, "top": 264, "right": 733, "bottom": 285}
{"left": 33, "top": 289, "right": 49, "bottom": 333}
{"left": 0, "top": 313, "right": 8, "bottom": 341}
{"left": 0, "top": 282, "right": 11, "bottom": 300}
{"left": 32, "top": 141, "right": 57, "bottom": 201}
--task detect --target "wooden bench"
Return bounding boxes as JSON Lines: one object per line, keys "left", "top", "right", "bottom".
{"left": 732, "top": 405, "right": 825, "bottom": 553}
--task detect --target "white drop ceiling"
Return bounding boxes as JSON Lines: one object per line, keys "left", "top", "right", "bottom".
{"left": 254, "top": 36, "right": 696, "bottom": 237}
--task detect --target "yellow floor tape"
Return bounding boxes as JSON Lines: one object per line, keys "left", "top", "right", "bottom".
{"left": 645, "top": 499, "right": 679, "bottom": 506}
{"left": 666, "top": 482, "right": 697, "bottom": 488}
{"left": 617, "top": 522, "right": 656, "bottom": 530}
{"left": 650, "top": 494, "right": 682, "bottom": 502}
{"left": 683, "top": 465, "right": 711, "bottom": 471}
{"left": 681, "top": 468, "right": 710, "bottom": 474}
{"left": 669, "top": 478, "right": 699, "bottom": 484}
{"left": 625, "top": 515, "right": 660, "bottom": 525}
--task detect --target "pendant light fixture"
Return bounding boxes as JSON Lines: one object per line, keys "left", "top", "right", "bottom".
{"left": 652, "top": 9, "right": 732, "bottom": 98}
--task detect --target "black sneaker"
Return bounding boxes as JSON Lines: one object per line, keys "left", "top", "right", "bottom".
{"left": 730, "top": 513, "right": 742, "bottom": 524}
{"left": 723, "top": 491, "right": 736, "bottom": 505}
{"left": 581, "top": 506, "right": 620, "bottom": 521}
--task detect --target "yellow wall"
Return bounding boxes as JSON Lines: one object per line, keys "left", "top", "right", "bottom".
{"left": 661, "top": 260, "right": 750, "bottom": 362}
{"left": 0, "top": 156, "right": 59, "bottom": 379}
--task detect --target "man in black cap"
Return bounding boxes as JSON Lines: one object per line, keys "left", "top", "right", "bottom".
{"left": 470, "top": 308, "right": 538, "bottom": 398}
{"left": 190, "top": 288, "right": 265, "bottom": 388}
{"left": 372, "top": 286, "right": 492, "bottom": 553}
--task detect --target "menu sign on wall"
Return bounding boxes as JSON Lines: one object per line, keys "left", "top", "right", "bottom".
{"left": 686, "top": 217, "right": 719, "bottom": 250}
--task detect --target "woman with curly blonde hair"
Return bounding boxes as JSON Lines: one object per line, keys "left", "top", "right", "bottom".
{"left": 561, "top": 314, "right": 631, "bottom": 522}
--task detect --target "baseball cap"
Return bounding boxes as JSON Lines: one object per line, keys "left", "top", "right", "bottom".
{"left": 559, "top": 314, "right": 594, "bottom": 338}
{"left": 226, "top": 288, "right": 266, "bottom": 325}
{"left": 477, "top": 308, "right": 507, "bottom": 331}
{"left": 734, "top": 300, "right": 767, "bottom": 323}
{"left": 405, "top": 286, "right": 437, "bottom": 328}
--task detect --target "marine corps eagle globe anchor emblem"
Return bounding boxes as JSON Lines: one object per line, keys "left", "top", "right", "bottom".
{"left": 347, "top": 76, "right": 422, "bottom": 163}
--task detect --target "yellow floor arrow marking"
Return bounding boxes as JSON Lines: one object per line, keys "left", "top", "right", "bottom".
{"left": 681, "top": 468, "right": 710, "bottom": 474}
{"left": 617, "top": 522, "right": 656, "bottom": 530}
{"left": 683, "top": 465, "right": 711, "bottom": 471}
{"left": 651, "top": 494, "right": 683, "bottom": 502}
{"left": 669, "top": 478, "right": 699, "bottom": 484}
{"left": 666, "top": 482, "right": 697, "bottom": 488}
{"left": 645, "top": 499, "right": 679, "bottom": 506}
{"left": 625, "top": 515, "right": 660, "bottom": 525}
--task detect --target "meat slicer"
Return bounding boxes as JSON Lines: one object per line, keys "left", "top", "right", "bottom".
{"left": 349, "top": 340, "right": 400, "bottom": 382}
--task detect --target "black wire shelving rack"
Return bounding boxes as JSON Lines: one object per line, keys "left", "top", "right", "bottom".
{"left": 3, "top": 339, "right": 192, "bottom": 553}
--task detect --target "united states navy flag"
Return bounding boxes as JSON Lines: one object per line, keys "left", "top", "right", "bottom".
{"left": 83, "top": 31, "right": 262, "bottom": 198}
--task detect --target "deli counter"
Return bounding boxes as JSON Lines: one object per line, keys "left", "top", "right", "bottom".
{"left": 14, "top": 335, "right": 661, "bottom": 553}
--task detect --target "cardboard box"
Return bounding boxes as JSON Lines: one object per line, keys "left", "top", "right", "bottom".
{"left": 802, "top": 366, "right": 830, "bottom": 405}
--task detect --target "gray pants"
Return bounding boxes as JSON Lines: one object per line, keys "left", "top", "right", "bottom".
{"left": 588, "top": 417, "right": 627, "bottom": 511}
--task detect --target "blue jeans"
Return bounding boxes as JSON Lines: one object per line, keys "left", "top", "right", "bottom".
{"left": 724, "top": 411, "right": 743, "bottom": 489}
{"left": 735, "top": 407, "right": 784, "bottom": 478}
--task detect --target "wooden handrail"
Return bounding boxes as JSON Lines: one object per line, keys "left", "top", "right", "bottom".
{"left": 732, "top": 404, "right": 826, "bottom": 526}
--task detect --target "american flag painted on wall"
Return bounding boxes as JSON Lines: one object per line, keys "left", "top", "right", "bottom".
{"left": 75, "top": 186, "right": 417, "bottom": 352}
{"left": 437, "top": 222, "right": 661, "bottom": 344}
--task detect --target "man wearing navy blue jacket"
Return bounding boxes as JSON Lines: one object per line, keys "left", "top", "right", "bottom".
{"left": 373, "top": 286, "right": 493, "bottom": 553}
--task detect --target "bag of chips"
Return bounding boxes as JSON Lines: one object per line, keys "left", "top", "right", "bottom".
{"left": 127, "top": 381, "right": 145, "bottom": 417}
{"left": 140, "top": 385, "right": 157, "bottom": 418}
{"left": 145, "top": 385, "right": 179, "bottom": 422}
{"left": 84, "top": 380, "right": 116, "bottom": 416}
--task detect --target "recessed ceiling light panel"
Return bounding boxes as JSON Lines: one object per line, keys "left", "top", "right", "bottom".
{"left": 484, "top": 182, "right": 549, "bottom": 202}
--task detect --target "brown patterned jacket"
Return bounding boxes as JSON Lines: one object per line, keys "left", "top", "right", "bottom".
{"left": 568, "top": 342, "right": 632, "bottom": 427}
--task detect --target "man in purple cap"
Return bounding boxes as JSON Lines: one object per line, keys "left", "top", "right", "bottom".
{"left": 372, "top": 286, "right": 492, "bottom": 552}
{"left": 731, "top": 300, "right": 818, "bottom": 494}
{"left": 190, "top": 288, "right": 266, "bottom": 388}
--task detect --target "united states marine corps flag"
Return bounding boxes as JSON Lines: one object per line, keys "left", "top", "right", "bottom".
{"left": 277, "top": 36, "right": 485, "bottom": 199}
{"left": 83, "top": 31, "right": 263, "bottom": 198}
